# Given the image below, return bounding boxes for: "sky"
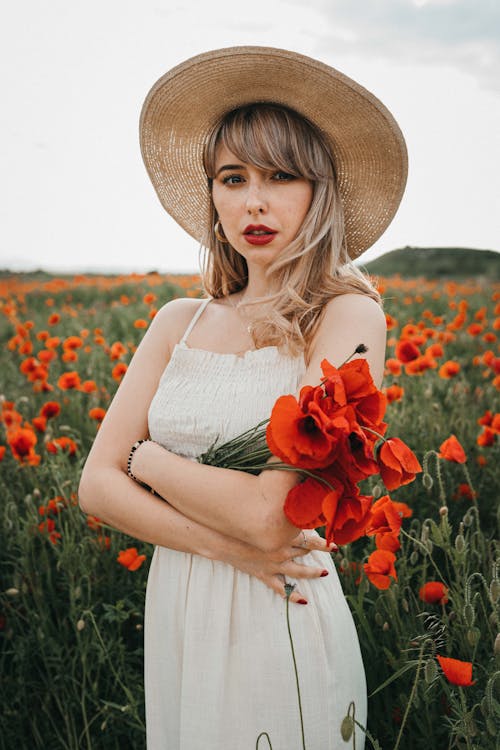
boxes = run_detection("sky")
[1,0,499,274]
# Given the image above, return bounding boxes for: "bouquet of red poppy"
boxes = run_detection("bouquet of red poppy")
[198,345,422,567]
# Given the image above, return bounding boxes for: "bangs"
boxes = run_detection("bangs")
[204,104,335,182]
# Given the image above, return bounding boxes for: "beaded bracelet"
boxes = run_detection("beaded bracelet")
[127,439,156,494]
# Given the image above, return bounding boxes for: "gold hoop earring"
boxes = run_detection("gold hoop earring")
[214,220,229,244]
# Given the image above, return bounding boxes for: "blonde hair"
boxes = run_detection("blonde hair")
[201,103,381,357]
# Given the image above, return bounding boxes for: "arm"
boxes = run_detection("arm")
[129,293,387,550]
[78,297,333,596]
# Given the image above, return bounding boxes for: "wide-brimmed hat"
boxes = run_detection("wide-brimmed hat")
[140,46,408,260]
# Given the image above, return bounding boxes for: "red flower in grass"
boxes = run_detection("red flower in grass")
[377,438,422,490]
[419,581,449,605]
[477,427,496,447]
[57,371,81,390]
[117,547,146,571]
[46,436,77,456]
[395,340,421,363]
[438,434,466,463]
[363,549,397,590]
[7,428,41,466]
[365,495,402,552]
[40,401,61,419]
[436,655,475,686]
[438,360,461,379]
[38,518,62,545]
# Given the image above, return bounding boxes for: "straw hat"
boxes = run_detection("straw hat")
[140,46,408,259]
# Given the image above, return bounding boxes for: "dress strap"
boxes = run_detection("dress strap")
[180,297,213,344]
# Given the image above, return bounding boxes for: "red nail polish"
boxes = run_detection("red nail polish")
[297,598,308,605]
[320,570,329,577]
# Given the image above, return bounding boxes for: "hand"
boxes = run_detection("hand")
[226,530,338,605]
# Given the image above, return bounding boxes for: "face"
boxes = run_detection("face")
[211,143,313,269]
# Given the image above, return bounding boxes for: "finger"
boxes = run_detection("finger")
[268,576,308,605]
[282,561,330,580]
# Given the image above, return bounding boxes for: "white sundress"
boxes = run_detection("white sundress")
[145,297,367,749]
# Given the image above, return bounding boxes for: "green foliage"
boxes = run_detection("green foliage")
[0,271,499,749]
[361,247,500,280]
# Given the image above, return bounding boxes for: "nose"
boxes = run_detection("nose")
[245,179,267,215]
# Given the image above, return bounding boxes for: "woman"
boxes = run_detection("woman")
[79,46,407,749]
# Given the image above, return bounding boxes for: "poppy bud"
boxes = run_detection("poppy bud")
[5,588,19,597]
[455,534,465,553]
[402,598,409,613]
[463,603,475,627]
[410,551,419,565]
[422,473,433,489]
[375,612,384,626]
[383,621,390,631]
[463,511,474,527]
[425,539,434,555]
[424,658,437,684]
[490,579,500,604]
[439,506,448,517]
[76,619,85,631]
[494,632,500,658]
[467,628,480,647]
[340,716,354,741]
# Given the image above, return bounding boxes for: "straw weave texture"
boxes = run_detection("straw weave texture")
[140,46,408,259]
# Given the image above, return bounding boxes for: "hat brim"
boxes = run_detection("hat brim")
[140,46,408,260]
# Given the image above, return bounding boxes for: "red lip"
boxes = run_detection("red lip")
[243,224,278,246]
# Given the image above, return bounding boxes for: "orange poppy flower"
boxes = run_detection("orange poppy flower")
[377,438,422,490]
[363,549,397,590]
[31,416,47,433]
[405,354,437,375]
[438,360,461,378]
[112,363,128,382]
[38,349,56,364]
[80,380,98,393]
[419,581,448,605]
[109,341,127,360]
[38,518,62,544]
[325,490,373,546]
[63,335,83,350]
[395,340,421,363]
[384,384,404,403]
[392,500,413,518]
[48,313,60,325]
[467,323,483,336]
[365,495,402,551]
[143,292,157,305]
[62,350,78,363]
[57,371,81,390]
[436,655,475,686]
[0,446,6,462]
[7,428,40,465]
[117,547,146,571]
[385,358,402,376]
[438,434,466,463]
[40,401,61,419]
[283,476,330,529]
[477,427,496,447]
[134,319,148,329]
[46,436,77,455]
[89,407,106,422]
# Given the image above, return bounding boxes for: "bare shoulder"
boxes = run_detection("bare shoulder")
[307,293,387,387]
[151,296,208,350]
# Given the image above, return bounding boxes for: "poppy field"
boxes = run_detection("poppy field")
[0,270,499,749]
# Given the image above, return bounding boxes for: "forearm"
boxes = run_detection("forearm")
[130,440,300,550]
[78,466,256,563]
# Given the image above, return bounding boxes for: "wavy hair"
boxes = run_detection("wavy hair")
[201,103,381,357]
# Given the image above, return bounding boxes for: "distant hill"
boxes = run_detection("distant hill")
[360,247,500,280]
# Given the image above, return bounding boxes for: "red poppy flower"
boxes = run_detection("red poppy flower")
[384,384,404,403]
[81,380,98,393]
[89,407,106,422]
[117,547,146,571]
[46,436,77,455]
[438,435,466,463]
[283,476,330,528]
[419,581,449,605]
[7,428,39,464]
[0,446,6,462]
[377,438,422,490]
[57,371,81,390]
[363,549,397,590]
[365,495,402,551]
[112,363,128,382]
[338,358,378,402]
[395,340,421,363]
[438,360,461,379]
[325,490,373,546]
[266,393,348,469]
[436,655,475,686]
[31,416,47,433]
[385,358,402,376]
[477,427,496,447]
[40,401,61,419]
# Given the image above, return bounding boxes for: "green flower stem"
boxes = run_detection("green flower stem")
[458,688,473,750]
[285,585,307,750]
[393,643,425,750]
[400,528,447,584]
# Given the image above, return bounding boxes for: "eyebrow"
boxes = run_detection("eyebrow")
[215,164,247,177]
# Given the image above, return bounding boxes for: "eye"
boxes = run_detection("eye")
[222,174,245,185]
[272,171,296,181]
